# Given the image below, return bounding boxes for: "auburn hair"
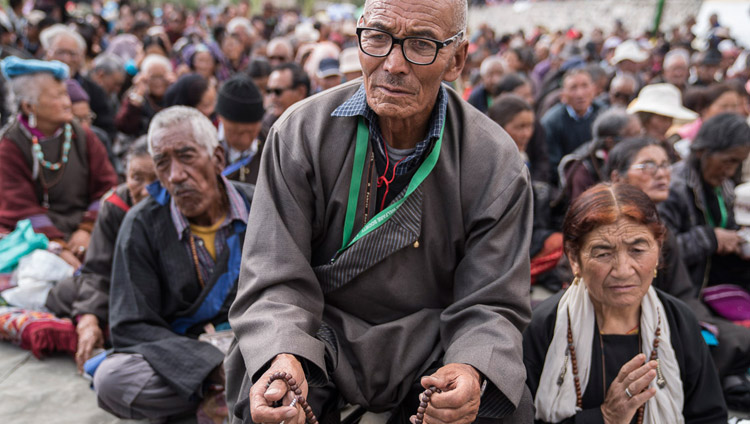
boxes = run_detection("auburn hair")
[563,183,666,261]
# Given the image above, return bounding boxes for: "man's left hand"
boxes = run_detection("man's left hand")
[411,363,482,424]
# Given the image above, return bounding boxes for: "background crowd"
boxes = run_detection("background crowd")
[1,0,750,421]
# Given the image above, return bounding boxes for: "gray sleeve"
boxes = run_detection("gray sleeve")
[228,126,328,385]
[441,164,533,415]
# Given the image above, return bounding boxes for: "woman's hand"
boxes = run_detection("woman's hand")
[75,314,104,373]
[714,228,742,255]
[249,353,308,424]
[67,229,91,260]
[601,354,658,424]
[412,363,482,424]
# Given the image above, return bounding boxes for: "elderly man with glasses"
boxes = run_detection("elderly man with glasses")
[226,0,534,423]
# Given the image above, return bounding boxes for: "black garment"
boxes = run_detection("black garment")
[467,83,492,114]
[77,74,117,142]
[541,102,601,186]
[524,289,727,424]
[221,140,263,185]
[109,181,253,399]
[659,160,750,289]
[526,120,551,184]
[46,184,131,324]
[530,181,558,257]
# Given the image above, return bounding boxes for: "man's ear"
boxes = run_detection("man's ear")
[443,39,468,83]
[213,144,226,174]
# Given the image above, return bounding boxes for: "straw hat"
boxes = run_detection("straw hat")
[627,83,698,121]
[611,39,649,65]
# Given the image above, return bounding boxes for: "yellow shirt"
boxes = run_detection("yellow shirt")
[189,216,225,260]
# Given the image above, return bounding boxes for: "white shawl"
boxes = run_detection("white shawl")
[534,282,684,423]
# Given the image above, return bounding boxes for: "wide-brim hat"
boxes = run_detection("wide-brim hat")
[339,47,361,74]
[627,83,698,121]
[735,182,750,226]
[611,39,649,65]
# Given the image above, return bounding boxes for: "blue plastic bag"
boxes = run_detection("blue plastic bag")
[0,220,49,273]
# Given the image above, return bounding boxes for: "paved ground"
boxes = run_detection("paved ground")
[0,342,146,424]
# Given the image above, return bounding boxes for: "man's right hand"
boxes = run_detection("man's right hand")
[75,314,104,373]
[250,353,308,424]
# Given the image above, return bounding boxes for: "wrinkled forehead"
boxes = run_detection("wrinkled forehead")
[363,0,454,39]
[581,219,657,250]
[150,123,200,153]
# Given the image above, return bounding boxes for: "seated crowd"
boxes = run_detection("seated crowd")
[0,1,749,423]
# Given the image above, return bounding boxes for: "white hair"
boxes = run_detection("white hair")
[227,17,255,38]
[363,0,467,35]
[267,37,294,59]
[148,106,218,156]
[140,54,173,75]
[40,24,86,53]
[664,48,690,69]
[609,72,637,91]
[8,73,54,112]
[92,53,125,75]
[480,55,504,77]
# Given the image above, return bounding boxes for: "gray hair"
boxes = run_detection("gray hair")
[363,0,467,37]
[148,106,219,156]
[8,73,54,112]
[593,107,633,140]
[267,37,294,59]
[92,53,125,75]
[663,48,690,69]
[140,54,172,75]
[227,17,255,38]
[480,56,504,77]
[40,24,86,53]
[610,72,637,92]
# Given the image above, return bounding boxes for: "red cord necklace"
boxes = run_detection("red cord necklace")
[377,135,408,211]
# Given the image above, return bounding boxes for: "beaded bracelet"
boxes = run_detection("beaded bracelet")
[414,386,441,424]
[267,372,318,424]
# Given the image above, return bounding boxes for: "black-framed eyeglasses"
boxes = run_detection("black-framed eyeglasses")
[267,86,293,96]
[356,27,464,66]
[630,161,671,175]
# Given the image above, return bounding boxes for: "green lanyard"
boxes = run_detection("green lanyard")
[706,186,728,229]
[487,95,493,109]
[338,117,444,254]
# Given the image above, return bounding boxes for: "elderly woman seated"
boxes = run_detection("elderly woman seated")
[607,137,750,411]
[0,57,117,268]
[658,113,750,290]
[524,183,727,423]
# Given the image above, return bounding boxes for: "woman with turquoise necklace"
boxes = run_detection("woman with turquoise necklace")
[658,113,750,291]
[0,57,117,269]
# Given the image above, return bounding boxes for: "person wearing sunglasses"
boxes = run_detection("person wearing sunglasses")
[226,0,534,423]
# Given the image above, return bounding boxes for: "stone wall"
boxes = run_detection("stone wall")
[468,0,703,36]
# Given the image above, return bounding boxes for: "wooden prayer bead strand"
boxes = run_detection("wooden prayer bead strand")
[566,313,584,410]
[267,372,318,424]
[414,386,441,424]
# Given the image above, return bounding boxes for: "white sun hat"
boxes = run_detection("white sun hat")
[627,83,698,121]
[611,39,649,65]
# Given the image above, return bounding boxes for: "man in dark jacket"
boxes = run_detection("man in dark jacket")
[93,106,253,421]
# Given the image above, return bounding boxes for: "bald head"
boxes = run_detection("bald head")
[363,0,467,35]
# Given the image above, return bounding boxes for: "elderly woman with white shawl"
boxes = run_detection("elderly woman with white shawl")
[523,183,727,424]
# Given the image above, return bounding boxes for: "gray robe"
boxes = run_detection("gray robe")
[227,81,533,417]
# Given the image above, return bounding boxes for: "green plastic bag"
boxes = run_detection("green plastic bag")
[0,220,49,273]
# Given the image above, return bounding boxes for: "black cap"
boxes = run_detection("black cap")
[216,74,265,123]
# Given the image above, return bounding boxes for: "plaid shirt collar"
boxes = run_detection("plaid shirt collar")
[171,175,248,240]
[331,84,448,176]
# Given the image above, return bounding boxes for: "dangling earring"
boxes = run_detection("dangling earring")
[572,274,581,285]
[28,113,36,128]
[654,268,658,278]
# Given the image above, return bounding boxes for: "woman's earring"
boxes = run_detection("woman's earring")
[28,113,36,128]
[654,268,658,278]
[573,274,581,285]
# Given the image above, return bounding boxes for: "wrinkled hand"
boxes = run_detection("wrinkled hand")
[59,249,82,269]
[67,230,91,261]
[715,228,742,255]
[601,354,657,424]
[75,314,104,373]
[411,363,482,424]
[249,354,308,424]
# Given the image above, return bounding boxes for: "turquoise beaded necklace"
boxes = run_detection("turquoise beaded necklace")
[31,123,72,171]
